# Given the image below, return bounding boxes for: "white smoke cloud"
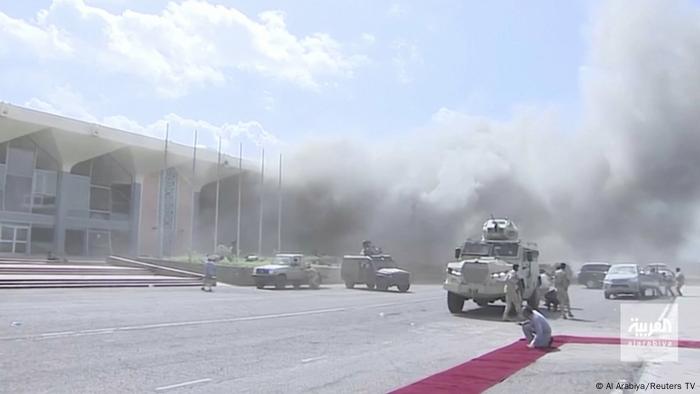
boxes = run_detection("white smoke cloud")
[277,0,700,275]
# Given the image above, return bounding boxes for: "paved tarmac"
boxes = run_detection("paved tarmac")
[0,283,691,393]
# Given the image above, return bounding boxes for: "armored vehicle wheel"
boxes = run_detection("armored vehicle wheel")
[586,280,596,289]
[293,282,301,289]
[256,283,265,289]
[604,292,611,299]
[376,279,389,291]
[447,292,465,313]
[309,273,321,290]
[344,281,355,289]
[274,275,287,290]
[366,282,375,290]
[397,283,410,293]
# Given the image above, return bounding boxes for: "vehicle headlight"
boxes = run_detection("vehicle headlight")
[603,280,611,285]
[491,271,507,279]
[447,267,462,276]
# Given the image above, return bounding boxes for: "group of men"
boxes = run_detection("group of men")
[502,261,573,321]
[650,267,685,297]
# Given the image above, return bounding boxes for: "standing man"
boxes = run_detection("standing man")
[662,272,675,297]
[555,263,573,319]
[538,269,552,310]
[503,264,522,321]
[675,267,685,296]
[519,305,553,348]
[201,254,218,292]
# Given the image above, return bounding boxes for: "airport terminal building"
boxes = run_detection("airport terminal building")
[0,103,255,258]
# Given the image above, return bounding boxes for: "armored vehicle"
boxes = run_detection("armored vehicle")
[444,218,540,313]
[341,254,411,292]
[252,254,321,290]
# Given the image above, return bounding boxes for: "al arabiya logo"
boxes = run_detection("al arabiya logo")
[627,317,673,337]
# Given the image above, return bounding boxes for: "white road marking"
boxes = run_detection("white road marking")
[1,296,443,342]
[301,356,327,363]
[658,301,673,321]
[39,331,76,337]
[155,378,212,391]
[0,307,347,341]
[630,296,680,394]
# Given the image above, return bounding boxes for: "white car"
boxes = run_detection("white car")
[252,254,321,290]
[603,264,659,299]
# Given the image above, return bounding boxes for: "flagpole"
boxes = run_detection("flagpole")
[257,148,264,256]
[214,136,222,252]
[277,153,282,253]
[159,123,169,258]
[236,142,242,259]
[190,129,198,254]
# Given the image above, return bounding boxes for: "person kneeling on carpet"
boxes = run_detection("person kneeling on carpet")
[519,306,553,348]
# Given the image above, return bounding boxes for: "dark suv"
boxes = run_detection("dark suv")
[577,262,611,288]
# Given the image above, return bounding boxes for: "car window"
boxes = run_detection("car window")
[608,266,637,275]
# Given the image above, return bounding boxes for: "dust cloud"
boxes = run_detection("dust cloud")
[272,0,700,278]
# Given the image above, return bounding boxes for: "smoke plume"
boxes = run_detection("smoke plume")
[267,0,700,278]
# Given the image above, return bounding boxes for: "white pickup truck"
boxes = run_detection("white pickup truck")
[603,263,661,299]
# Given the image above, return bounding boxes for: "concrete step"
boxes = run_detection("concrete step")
[0,257,202,289]
[0,274,199,281]
[0,281,203,289]
[0,264,152,276]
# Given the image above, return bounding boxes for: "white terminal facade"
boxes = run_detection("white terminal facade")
[0,103,256,258]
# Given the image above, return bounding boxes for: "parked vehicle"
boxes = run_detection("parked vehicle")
[252,254,321,290]
[577,262,611,289]
[341,254,411,292]
[643,263,670,274]
[602,263,659,299]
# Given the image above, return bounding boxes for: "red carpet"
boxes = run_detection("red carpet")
[390,335,700,394]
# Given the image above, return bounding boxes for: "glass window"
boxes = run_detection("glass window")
[111,231,130,255]
[111,184,131,215]
[0,164,5,211]
[91,157,111,186]
[1,226,13,241]
[88,230,111,256]
[16,227,28,241]
[31,226,55,255]
[32,170,58,215]
[492,243,519,257]
[0,142,7,164]
[0,242,12,253]
[6,146,35,177]
[15,242,26,253]
[71,161,91,177]
[90,186,110,212]
[65,230,85,256]
[35,148,58,171]
[4,175,33,212]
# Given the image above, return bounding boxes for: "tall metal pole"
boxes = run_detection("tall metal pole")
[190,130,198,253]
[257,148,264,256]
[236,142,242,259]
[159,123,169,258]
[214,136,222,252]
[277,153,282,252]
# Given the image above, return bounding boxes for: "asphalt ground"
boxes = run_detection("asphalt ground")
[0,283,691,393]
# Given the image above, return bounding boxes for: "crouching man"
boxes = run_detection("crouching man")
[519,305,553,348]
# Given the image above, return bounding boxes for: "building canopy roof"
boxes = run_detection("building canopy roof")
[0,102,256,188]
